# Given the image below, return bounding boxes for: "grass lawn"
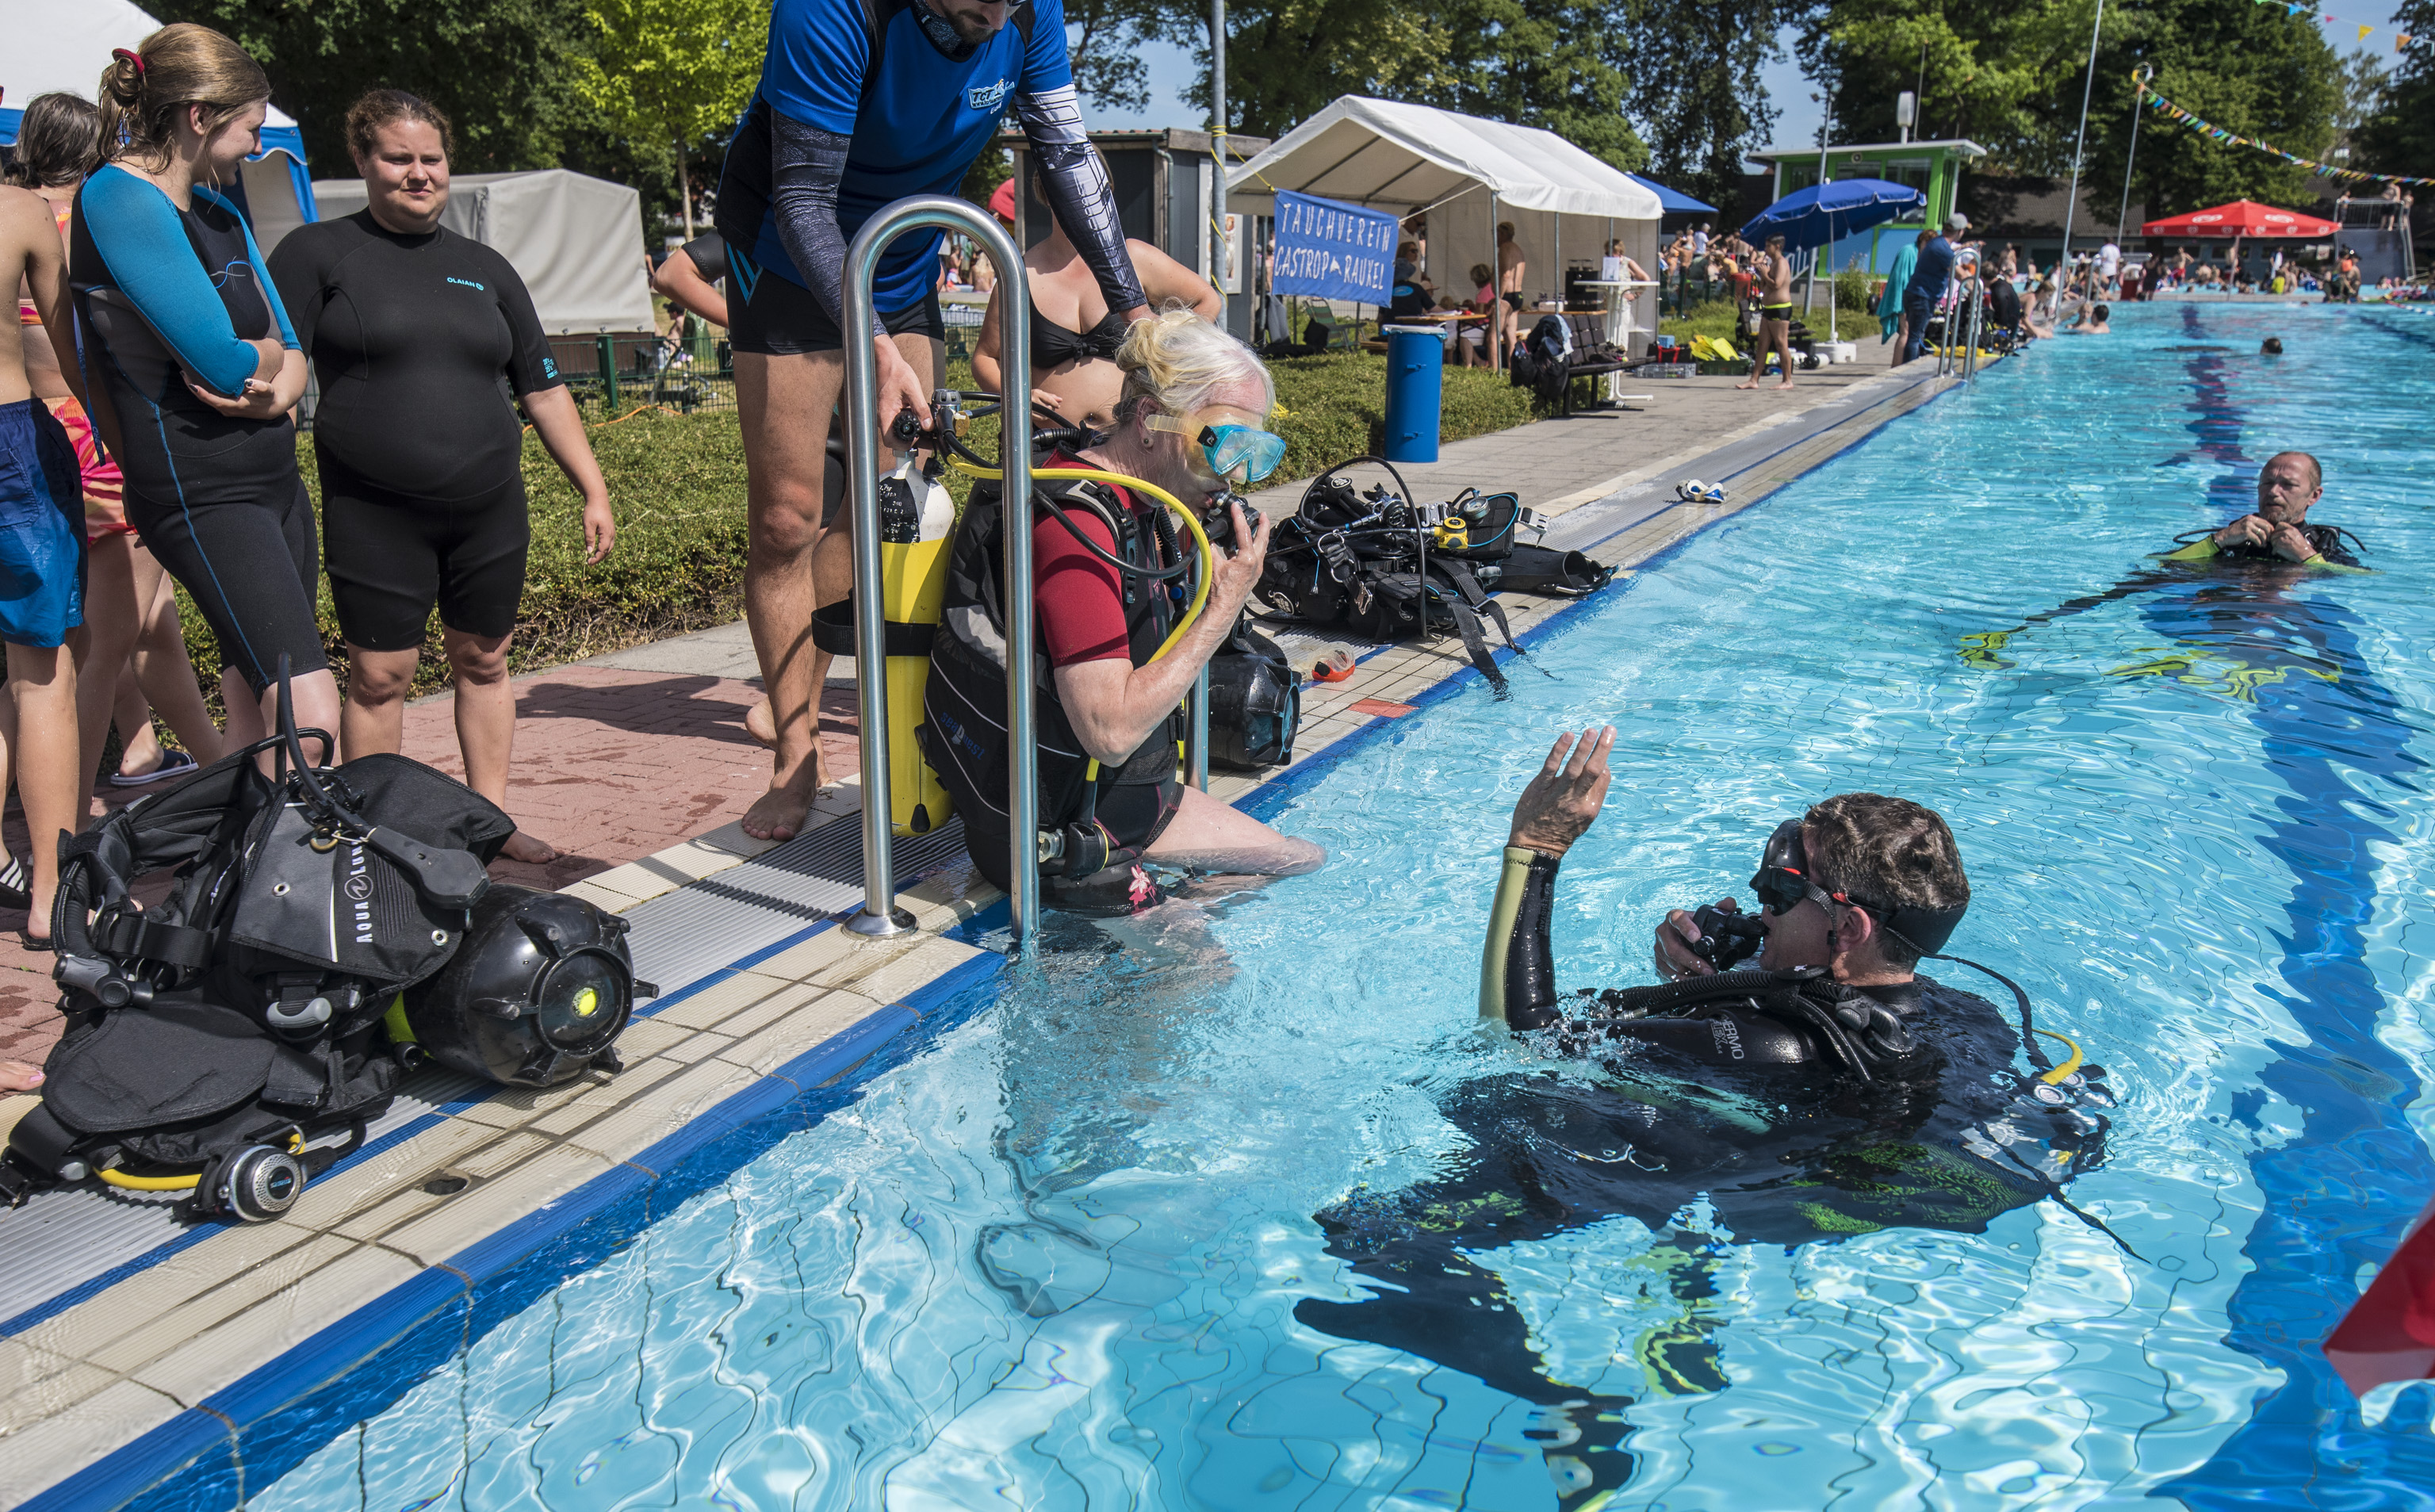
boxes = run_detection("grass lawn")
[167,350,1550,701]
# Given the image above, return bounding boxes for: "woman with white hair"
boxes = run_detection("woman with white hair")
[923,309,1325,913]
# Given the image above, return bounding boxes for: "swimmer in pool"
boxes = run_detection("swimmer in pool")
[2064,300,2111,333]
[1296,729,2110,1499]
[2161,449,2361,568]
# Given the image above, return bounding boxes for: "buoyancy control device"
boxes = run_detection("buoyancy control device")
[0,664,647,1219]
[1253,458,1614,692]
[810,444,960,836]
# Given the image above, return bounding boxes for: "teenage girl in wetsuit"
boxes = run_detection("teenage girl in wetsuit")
[10,92,225,814]
[70,29,331,760]
[269,91,614,866]
[973,163,1221,429]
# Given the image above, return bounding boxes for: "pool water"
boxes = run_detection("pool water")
[266,304,2435,1510]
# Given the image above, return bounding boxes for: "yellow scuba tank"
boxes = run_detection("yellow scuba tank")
[881,456,957,836]
[813,454,958,836]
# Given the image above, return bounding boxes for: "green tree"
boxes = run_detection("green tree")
[572,0,768,238]
[2355,5,2435,195]
[1621,0,1784,206]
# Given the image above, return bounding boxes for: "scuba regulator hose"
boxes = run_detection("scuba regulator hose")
[96,1130,305,1192]
[930,398,1222,787]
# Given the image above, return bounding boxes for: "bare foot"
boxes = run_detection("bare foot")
[745,695,777,749]
[1776,379,1796,389]
[741,781,816,843]
[0,1060,42,1093]
[1733,378,1762,389]
[500,829,560,865]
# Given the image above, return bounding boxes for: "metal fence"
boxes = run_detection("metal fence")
[545,304,989,420]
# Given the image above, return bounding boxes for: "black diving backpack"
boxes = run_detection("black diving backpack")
[1,679,639,1221]
[1254,459,1609,692]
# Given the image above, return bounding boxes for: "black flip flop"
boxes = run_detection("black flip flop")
[18,932,53,955]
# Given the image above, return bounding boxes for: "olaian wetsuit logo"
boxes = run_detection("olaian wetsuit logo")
[446,275,486,292]
[967,78,1013,113]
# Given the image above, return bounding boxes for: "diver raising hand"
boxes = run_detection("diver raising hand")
[1506,725,1617,862]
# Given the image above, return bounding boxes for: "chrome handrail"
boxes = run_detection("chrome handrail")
[840,196,1036,944]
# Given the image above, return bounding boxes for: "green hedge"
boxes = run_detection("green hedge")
[175,351,1545,702]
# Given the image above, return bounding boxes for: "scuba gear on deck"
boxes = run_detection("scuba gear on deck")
[0,660,641,1218]
[810,448,960,835]
[1256,459,1596,694]
[396,885,645,1086]
[1204,618,1301,771]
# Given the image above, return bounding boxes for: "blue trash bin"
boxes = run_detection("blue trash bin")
[1382,324,1445,464]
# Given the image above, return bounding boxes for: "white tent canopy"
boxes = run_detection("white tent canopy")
[1227,96,1663,343]
[316,170,655,333]
[0,0,317,247]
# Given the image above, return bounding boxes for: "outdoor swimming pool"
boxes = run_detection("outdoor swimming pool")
[263,302,2435,1509]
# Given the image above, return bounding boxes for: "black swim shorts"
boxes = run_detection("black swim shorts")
[730,274,944,357]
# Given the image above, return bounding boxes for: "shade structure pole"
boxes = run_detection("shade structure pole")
[1487,188,1499,369]
[1211,0,1227,308]
[2054,0,2108,316]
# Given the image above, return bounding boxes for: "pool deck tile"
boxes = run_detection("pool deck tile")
[0,356,1970,1510]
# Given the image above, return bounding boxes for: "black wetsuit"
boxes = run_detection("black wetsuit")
[270,212,563,649]
[2191,521,2363,568]
[1294,846,2111,1496]
[676,232,729,285]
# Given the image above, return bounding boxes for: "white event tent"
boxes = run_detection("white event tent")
[1226,96,1665,354]
[0,0,318,250]
[315,170,654,333]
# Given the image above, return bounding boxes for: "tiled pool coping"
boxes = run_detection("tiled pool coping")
[0,359,1962,1510]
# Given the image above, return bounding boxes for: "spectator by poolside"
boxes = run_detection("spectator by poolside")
[7,92,225,809]
[71,29,331,779]
[1497,220,1527,318]
[0,167,88,962]
[270,89,617,864]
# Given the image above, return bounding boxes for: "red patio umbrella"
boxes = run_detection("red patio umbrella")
[2141,200,2336,239]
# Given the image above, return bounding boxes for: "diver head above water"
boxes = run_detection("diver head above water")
[2165,450,2363,569]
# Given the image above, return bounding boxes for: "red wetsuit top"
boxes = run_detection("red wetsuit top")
[1033,450,1167,668]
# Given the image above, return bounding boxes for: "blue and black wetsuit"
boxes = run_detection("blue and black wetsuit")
[70,165,322,688]
[269,211,563,650]
[717,0,1143,355]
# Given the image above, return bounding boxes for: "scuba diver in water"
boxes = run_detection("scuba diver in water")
[2157,450,2361,568]
[1296,728,2110,1502]
[922,309,1324,913]
[1958,450,2368,678]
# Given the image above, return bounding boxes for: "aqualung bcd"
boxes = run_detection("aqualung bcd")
[0,659,646,1218]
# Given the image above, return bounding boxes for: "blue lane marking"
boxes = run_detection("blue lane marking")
[2157,302,2435,1504]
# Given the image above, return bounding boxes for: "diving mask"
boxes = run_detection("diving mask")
[1748,816,1967,956]
[1145,411,1287,484]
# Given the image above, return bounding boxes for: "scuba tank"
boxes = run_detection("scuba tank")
[813,450,959,836]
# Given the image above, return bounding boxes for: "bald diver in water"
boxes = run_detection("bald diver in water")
[1296,729,2111,1502]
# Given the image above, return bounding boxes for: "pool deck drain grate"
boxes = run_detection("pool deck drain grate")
[0,358,1961,1510]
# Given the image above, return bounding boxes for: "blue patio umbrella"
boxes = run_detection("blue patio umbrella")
[1740,178,1926,255]
[1739,177,1928,346]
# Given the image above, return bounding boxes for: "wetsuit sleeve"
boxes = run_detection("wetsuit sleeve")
[80,170,286,396]
[768,109,886,338]
[2159,536,2221,561]
[1034,506,1129,666]
[1014,12,1149,321]
[1480,846,1563,1031]
[491,259,563,396]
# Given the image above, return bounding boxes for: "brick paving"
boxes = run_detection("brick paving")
[0,667,861,1070]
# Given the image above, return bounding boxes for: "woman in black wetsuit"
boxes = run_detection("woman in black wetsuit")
[71,28,332,770]
[973,163,1222,427]
[270,91,615,865]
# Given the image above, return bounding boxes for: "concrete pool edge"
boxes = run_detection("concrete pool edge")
[1,359,1967,1510]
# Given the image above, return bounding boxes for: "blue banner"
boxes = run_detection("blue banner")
[1270,190,1398,304]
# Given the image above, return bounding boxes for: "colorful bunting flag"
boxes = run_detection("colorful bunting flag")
[2142,78,2435,186]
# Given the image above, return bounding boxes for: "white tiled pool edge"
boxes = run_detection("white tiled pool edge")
[0,360,1962,1510]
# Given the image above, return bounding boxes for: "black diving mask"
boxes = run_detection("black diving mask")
[1748,816,1968,957]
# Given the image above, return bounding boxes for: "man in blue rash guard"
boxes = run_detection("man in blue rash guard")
[1899,212,1963,365]
[718,0,1151,843]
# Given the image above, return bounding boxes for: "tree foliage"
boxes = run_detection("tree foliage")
[571,0,767,232]
[1799,0,2342,216]
[2355,1,2435,187]
[1622,0,1783,205]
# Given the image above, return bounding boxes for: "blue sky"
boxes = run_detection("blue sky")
[1093,12,2409,182]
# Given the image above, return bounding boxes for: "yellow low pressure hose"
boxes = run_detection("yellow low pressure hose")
[947,461,1216,663]
[2033,1026,2085,1085]
[96,1131,304,1192]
